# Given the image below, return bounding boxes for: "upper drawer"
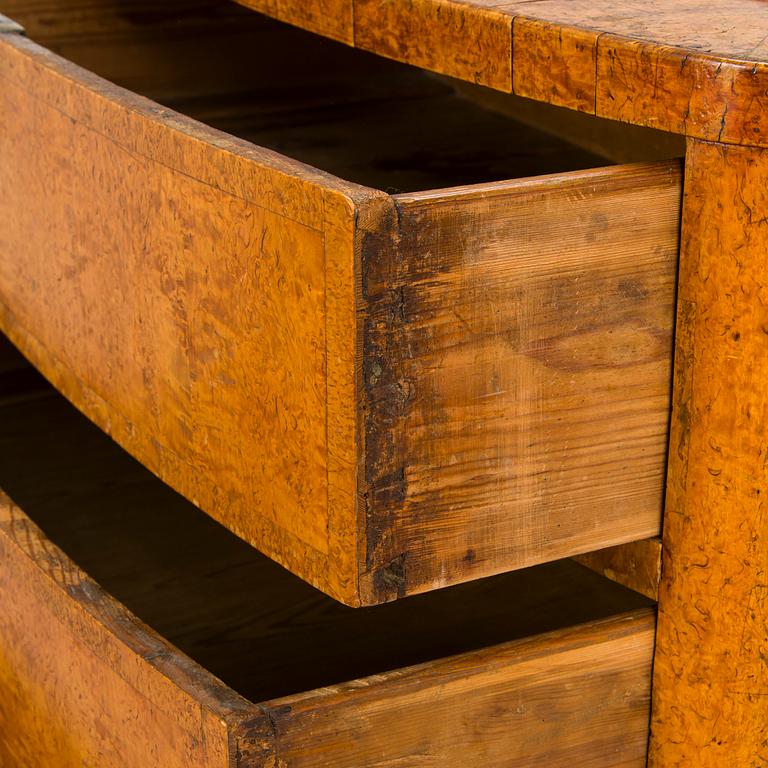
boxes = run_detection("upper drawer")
[0,1,682,606]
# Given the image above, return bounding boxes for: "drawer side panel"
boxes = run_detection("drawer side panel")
[362,161,681,601]
[0,494,259,768]
[259,609,656,767]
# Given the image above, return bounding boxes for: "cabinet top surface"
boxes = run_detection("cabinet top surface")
[234,0,768,148]
[468,0,768,61]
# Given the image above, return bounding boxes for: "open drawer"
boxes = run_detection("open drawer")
[0,0,682,605]
[0,351,655,767]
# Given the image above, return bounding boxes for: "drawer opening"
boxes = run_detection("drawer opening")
[1,0,682,193]
[0,334,653,703]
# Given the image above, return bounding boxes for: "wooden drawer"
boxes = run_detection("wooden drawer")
[0,359,655,767]
[0,0,682,605]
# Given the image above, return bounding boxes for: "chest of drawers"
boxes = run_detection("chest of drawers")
[0,1,680,606]
[0,0,766,765]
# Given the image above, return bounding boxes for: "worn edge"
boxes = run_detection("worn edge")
[573,537,663,602]
[0,13,24,33]
[0,492,264,765]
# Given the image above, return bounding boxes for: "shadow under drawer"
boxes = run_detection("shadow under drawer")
[0,357,654,766]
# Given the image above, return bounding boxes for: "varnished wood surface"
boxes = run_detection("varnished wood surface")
[0,500,244,767]
[0,360,656,766]
[1,2,605,193]
[264,612,655,767]
[0,359,653,701]
[233,0,768,150]
[0,19,375,605]
[363,161,681,601]
[575,538,662,601]
[649,139,768,766]
[0,6,681,603]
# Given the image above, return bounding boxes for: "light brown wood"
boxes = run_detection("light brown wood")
[0,500,247,767]
[0,9,681,604]
[0,23,374,605]
[0,365,656,767]
[649,138,768,766]
[354,0,513,91]
[263,612,655,767]
[233,0,768,149]
[574,538,662,601]
[362,162,680,601]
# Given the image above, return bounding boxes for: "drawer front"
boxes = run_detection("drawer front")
[363,164,680,601]
[0,9,681,605]
[0,25,371,605]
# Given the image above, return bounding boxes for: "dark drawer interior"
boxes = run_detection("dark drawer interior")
[0,333,652,702]
[3,0,627,193]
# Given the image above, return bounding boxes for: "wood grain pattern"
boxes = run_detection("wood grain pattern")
[0,28,376,605]
[0,496,254,768]
[0,367,653,701]
[0,10,680,604]
[512,18,597,113]
[649,139,768,766]
[354,0,513,91]
[0,368,657,767]
[574,538,662,601]
[362,162,680,602]
[262,611,656,768]
[244,0,353,43]
[0,1,605,193]
[0,0,284,102]
[0,501,656,767]
[234,0,768,148]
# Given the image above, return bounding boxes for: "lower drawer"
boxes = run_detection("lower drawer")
[0,350,655,767]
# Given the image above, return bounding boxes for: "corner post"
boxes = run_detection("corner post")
[650,138,768,766]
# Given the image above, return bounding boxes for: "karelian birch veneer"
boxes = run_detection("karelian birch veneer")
[0,4,681,606]
[219,0,768,760]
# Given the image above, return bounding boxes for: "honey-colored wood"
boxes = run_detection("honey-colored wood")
[0,10,680,604]
[512,19,596,113]
[574,538,662,602]
[0,503,656,767]
[362,162,680,601]
[234,0,768,149]
[263,612,655,767]
[0,499,246,767]
[0,365,656,767]
[354,0,513,91]
[209,0,768,755]
[649,139,768,766]
[0,25,377,606]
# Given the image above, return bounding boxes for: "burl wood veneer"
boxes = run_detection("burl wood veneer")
[0,2,681,605]
[219,0,768,761]
[0,347,655,767]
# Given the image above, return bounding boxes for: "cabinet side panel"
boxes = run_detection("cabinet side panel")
[649,139,768,767]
